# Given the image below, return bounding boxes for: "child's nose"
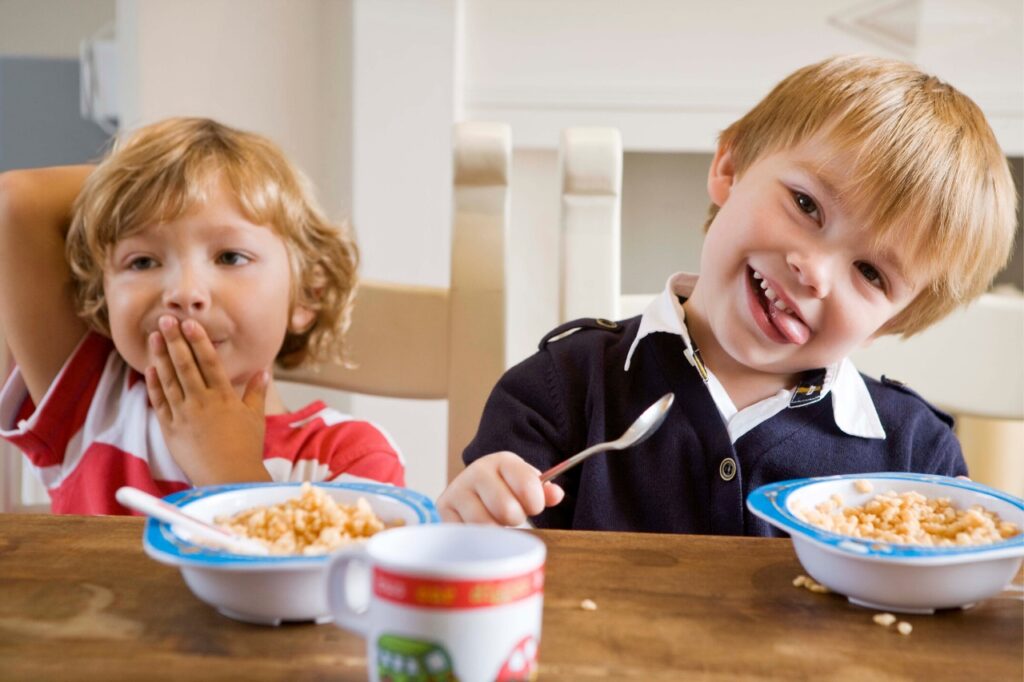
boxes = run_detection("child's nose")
[162,268,211,313]
[786,252,832,298]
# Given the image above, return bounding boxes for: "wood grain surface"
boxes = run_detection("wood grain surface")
[0,515,1020,681]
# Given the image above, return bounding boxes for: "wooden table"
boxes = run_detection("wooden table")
[1,514,1020,681]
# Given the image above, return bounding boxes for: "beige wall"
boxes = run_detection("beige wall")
[0,0,114,57]
[117,0,352,221]
[620,152,710,295]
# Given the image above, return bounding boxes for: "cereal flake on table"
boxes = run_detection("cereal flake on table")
[796,490,1020,547]
[873,613,897,627]
[216,482,387,555]
[793,574,830,593]
[873,613,912,635]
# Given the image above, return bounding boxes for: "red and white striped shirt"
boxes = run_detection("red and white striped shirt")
[0,333,405,515]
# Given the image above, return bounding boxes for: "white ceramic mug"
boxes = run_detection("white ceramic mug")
[326,524,546,682]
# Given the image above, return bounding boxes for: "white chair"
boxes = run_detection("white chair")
[557,126,655,322]
[850,290,1024,496]
[558,127,623,322]
[278,121,511,483]
[851,290,1023,421]
[557,125,1024,496]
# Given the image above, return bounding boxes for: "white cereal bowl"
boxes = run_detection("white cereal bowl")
[747,473,1024,614]
[143,481,439,626]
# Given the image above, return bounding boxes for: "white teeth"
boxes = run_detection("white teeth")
[754,271,794,314]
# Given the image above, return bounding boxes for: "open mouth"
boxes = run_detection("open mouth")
[747,267,810,345]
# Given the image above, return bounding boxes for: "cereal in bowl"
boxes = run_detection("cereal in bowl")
[216,483,389,555]
[796,489,1021,547]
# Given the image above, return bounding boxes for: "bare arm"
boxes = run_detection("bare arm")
[0,166,93,404]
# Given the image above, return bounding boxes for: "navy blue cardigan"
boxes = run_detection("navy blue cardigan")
[463,317,967,535]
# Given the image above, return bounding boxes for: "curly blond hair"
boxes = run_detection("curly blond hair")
[705,55,1017,337]
[66,117,358,368]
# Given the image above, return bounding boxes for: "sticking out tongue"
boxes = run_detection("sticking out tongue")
[767,300,811,344]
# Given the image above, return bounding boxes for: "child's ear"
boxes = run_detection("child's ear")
[289,264,326,334]
[289,305,316,334]
[707,144,737,207]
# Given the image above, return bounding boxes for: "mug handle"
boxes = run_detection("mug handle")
[326,544,372,635]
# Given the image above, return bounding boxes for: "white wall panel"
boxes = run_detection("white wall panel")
[463,0,1023,154]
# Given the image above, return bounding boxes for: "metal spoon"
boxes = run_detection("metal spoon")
[115,486,270,555]
[539,392,675,483]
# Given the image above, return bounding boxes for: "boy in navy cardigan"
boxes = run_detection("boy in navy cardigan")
[437,55,1017,534]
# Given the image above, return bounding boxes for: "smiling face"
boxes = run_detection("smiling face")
[103,178,313,389]
[685,136,925,390]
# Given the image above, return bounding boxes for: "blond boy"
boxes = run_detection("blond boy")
[0,118,403,514]
[438,55,1017,532]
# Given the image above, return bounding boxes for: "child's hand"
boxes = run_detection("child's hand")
[437,452,565,526]
[145,315,271,486]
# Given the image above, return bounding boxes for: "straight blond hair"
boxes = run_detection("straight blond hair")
[707,55,1017,336]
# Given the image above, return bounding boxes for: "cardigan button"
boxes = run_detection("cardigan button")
[719,458,737,481]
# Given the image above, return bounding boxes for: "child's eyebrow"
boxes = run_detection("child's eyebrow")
[792,160,843,205]
[877,248,919,292]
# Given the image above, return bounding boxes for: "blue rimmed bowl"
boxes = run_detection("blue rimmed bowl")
[747,473,1024,614]
[143,481,440,625]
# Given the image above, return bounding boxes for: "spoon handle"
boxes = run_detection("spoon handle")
[539,442,612,483]
[115,486,269,555]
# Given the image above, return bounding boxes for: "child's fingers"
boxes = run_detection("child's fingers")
[437,452,548,526]
[179,319,231,391]
[543,481,565,508]
[438,502,465,523]
[149,331,184,405]
[495,454,547,517]
[449,489,503,525]
[144,366,172,422]
[158,315,205,394]
[473,477,527,526]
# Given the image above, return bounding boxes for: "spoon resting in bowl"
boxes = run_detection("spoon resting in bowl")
[116,486,270,556]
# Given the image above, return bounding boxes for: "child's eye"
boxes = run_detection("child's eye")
[216,251,252,266]
[856,261,885,290]
[128,256,157,271]
[793,191,820,219]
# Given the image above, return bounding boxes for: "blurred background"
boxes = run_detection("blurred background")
[1,0,1021,504]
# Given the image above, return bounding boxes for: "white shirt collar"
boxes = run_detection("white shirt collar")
[624,273,698,372]
[623,272,886,440]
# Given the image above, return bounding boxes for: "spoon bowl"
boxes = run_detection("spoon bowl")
[540,392,675,483]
